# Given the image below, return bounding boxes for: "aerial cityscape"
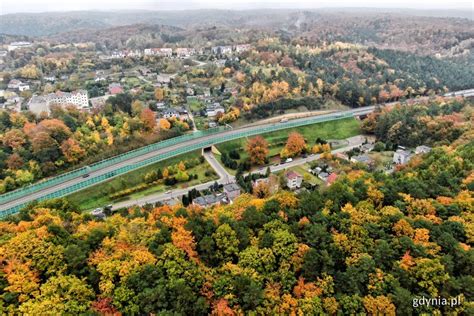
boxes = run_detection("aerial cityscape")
[0,1,473,314]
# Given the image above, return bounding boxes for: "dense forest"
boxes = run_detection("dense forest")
[211,40,474,118]
[0,99,472,314]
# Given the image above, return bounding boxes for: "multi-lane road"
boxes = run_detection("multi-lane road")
[1,90,472,216]
[0,107,372,215]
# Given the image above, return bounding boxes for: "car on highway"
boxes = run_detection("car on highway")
[280,118,288,123]
[166,190,172,194]
[285,158,293,163]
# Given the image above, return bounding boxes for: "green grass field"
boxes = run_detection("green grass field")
[217,117,361,161]
[67,151,218,210]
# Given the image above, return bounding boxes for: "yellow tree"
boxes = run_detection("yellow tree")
[154,88,165,101]
[159,119,171,130]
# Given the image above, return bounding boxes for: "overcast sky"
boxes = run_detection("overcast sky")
[1,0,472,14]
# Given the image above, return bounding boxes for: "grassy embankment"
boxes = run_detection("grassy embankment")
[67,151,218,210]
[216,117,361,174]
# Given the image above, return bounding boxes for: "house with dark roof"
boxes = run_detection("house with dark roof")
[351,154,374,166]
[192,194,227,208]
[223,183,241,202]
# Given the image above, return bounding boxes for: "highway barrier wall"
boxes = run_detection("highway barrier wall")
[0,112,356,217]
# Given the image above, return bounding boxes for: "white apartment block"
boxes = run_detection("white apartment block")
[28,90,89,115]
[8,41,32,51]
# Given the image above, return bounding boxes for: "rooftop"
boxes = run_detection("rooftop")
[286,170,301,179]
[223,183,240,192]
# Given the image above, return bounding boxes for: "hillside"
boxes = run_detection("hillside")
[1,10,473,57]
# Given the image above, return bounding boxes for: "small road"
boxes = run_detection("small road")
[244,135,365,176]
[203,150,235,183]
[110,135,366,210]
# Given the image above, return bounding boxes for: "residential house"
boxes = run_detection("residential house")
[193,194,227,207]
[162,108,180,119]
[7,79,22,90]
[310,166,322,175]
[223,183,241,202]
[415,145,432,155]
[156,102,166,110]
[206,103,225,118]
[91,208,106,220]
[108,83,123,95]
[18,83,30,92]
[351,154,374,166]
[318,172,329,182]
[393,148,412,165]
[286,171,303,190]
[326,173,338,186]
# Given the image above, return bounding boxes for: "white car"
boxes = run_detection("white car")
[285,158,293,163]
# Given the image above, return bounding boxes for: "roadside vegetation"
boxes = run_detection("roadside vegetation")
[66,151,218,210]
[217,117,360,171]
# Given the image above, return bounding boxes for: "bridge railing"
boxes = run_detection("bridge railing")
[0,112,356,217]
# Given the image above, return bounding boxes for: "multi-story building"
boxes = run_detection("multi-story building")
[144,48,173,57]
[8,41,32,51]
[28,90,89,115]
[285,171,303,190]
[175,48,196,58]
[211,46,233,55]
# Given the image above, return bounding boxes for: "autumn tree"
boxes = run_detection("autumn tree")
[140,108,157,131]
[154,88,165,101]
[159,119,171,130]
[3,129,27,150]
[246,136,269,165]
[61,138,86,163]
[253,181,270,198]
[280,132,306,158]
